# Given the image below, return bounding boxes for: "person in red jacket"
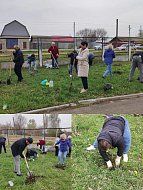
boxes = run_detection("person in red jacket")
[48,42,59,68]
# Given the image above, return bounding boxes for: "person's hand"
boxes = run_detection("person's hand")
[106,160,113,169]
[115,156,121,167]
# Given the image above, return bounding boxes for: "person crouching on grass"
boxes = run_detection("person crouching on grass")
[54,133,70,169]
[76,41,89,93]
[11,137,33,176]
[86,116,131,169]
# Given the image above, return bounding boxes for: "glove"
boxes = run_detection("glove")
[115,156,121,167]
[106,160,113,169]
[123,154,128,162]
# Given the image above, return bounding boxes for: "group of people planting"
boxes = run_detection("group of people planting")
[12,41,143,94]
[0,132,72,177]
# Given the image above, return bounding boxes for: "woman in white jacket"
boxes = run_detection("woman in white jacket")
[76,41,89,93]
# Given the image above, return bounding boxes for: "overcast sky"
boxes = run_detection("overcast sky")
[0,114,72,129]
[0,0,143,37]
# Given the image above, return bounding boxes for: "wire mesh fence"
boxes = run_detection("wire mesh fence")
[0,127,71,145]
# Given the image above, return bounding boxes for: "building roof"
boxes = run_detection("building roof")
[110,36,143,43]
[1,20,30,37]
[31,35,74,43]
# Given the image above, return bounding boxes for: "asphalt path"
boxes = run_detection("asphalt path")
[51,96,143,114]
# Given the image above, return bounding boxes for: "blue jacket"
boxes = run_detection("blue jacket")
[55,139,70,152]
[13,49,24,64]
[0,137,6,143]
[104,49,115,64]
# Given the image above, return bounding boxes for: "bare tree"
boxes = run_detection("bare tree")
[76,28,107,43]
[47,114,61,136]
[27,119,37,129]
[13,114,27,129]
[95,28,107,38]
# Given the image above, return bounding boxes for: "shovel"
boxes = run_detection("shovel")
[51,53,59,68]
[24,155,33,177]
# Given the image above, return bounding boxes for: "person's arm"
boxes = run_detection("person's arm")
[76,50,89,61]
[19,146,25,158]
[112,51,115,58]
[98,147,113,168]
[115,137,124,166]
[98,148,110,162]
[57,47,59,56]
[48,47,51,53]
[54,140,60,146]
[103,51,106,59]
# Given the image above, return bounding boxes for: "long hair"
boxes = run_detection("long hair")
[98,140,112,151]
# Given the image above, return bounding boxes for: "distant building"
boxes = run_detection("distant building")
[30,35,74,49]
[0,20,30,52]
[110,36,143,48]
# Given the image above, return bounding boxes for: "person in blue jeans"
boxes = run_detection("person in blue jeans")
[68,50,78,77]
[86,116,131,169]
[55,133,70,169]
[103,44,115,78]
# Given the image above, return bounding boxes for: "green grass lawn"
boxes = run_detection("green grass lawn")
[72,114,143,190]
[1,61,143,113]
[0,148,72,190]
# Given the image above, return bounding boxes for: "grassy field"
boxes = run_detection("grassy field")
[1,61,143,113]
[0,147,72,190]
[72,114,143,190]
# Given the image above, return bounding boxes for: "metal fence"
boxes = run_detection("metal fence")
[0,127,71,145]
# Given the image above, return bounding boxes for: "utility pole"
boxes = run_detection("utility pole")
[37,37,43,67]
[115,19,119,48]
[43,114,46,141]
[73,22,76,50]
[139,25,142,37]
[116,19,119,37]
[128,25,131,61]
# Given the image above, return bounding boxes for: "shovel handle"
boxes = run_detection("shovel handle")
[24,155,31,173]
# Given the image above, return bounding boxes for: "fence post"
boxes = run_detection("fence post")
[7,129,10,145]
[23,129,25,138]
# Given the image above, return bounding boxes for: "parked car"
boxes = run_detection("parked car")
[135,44,143,49]
[116,44,136,51]
[116,44,128,50]
[94,44,102,50]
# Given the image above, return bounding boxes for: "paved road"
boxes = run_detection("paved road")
[51,96,143,114]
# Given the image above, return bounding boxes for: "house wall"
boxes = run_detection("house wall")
[0,38,30,52]
[18,38,30,50]
[0,39,6,52]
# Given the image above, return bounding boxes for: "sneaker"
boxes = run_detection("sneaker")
[70,75,72,78]
[55,163,62,168]
[80,89,87,93]
[17,173,22,176]
[123,154,128,162]
[86,145,96,151]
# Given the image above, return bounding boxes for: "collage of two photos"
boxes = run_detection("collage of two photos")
[0,0,143,190]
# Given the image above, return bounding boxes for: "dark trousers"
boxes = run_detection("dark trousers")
[52,58,58,68]
[67,147,71,157]
[14,63,23,82]
[89,60,93,66]
[55,146,59,156]
[81,77,88,90]
[0,142,6,153]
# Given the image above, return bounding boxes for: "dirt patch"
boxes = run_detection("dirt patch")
[25,174,45,184]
